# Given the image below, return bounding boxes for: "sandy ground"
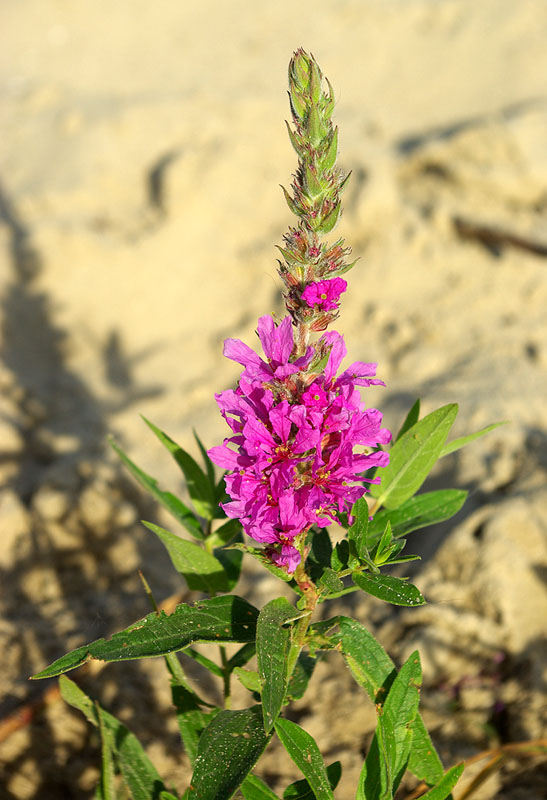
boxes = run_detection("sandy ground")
[1,1,546,797]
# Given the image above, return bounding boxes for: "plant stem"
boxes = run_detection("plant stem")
[219,646,231,709]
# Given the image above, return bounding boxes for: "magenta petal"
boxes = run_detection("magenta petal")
[223,338,262,369]
[321,330,347,382]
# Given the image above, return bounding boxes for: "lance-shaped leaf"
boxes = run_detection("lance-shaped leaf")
[275,719,334,800]
[188,706,271,800]
[283,761,341,799]
[418,764,464,799]
[285,652,317,701]
[396,398,421,441]
[352,572,425,607]
[60,676,167,800]
[171,682,218,766]
[241,774,280,799]
[142,417,216,519]
[110,438,204,539]
[371,404,458,510]
[368,490,467,545]
[440,422,507,458]
[32,596,259,679]
[357,708,396,800]
[142,522,230,593]
[335,618,444,787]
[257,598,298,732]
[382,651,422,787]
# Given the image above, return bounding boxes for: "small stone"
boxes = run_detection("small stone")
[0,489,32,565]
[32,486,71,521]
[0,418,25,457]
[78,482,114,532]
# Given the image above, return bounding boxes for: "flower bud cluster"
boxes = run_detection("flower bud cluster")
[278,49,356,334]
[208,316,390,572]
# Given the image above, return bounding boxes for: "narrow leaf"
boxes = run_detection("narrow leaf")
[171,682,218,766]
[396,399,421,441]
[352,572,425,607]
[241,773,280,800]
[257,598,297,732]
[335,618,444,786]
[189,706,271,800]
[371,404,458,510]
[142,417,215,519]
[33,596,258,679]
[142,522,229,593]
[419,763,464,799]
[109,438,204,539]
[286,653,317,701]
[283,760,341,799]
[440,422,507,458]
[368,490,467,544]
[234,667,262,694]
[193,429,216,489]
[60,677,166,800]
[275,719,334,800]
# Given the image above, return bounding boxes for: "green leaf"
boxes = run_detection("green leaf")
[335,618,444,786]
[241,774,280,800]
[109,437,204,539]
[142,522,229,593]
[418,763,464,799]
[33,596,259,679]
[160,794,180,800]
[208,518,242,549]
[440,422,507,458]
[142,417,216,519]
[368,490,467,545]
[283,761,341,799]
[171,682,218,766]
[257,598,297,732]
[189,706,271,800]
[371,404,458,510]
[358,710,395,800]
[285,653,317,702]
[318,567,344,597]
[97,704,117,800]
[227,642,256,672]
[348,497,371,561]
[234,667,262,694]
[275,719,334,800]
[60,677,166,800]
[214,541,244,592]
[396,399,421,441]
[372,520,394,565]
[352,572,425,607]
[382,651,422,786]
[407,715,445,786]
[193,429,216,490]
[330,539,349,571]
[307,528,333,581]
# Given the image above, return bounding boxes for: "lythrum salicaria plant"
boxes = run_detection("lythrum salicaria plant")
[32,49,500,799]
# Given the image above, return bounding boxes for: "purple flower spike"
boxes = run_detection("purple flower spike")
[209,314,391,574]
[302,278,348,311]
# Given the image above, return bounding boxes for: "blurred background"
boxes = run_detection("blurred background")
[1,1,546,797]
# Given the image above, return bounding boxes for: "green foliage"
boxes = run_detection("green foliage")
[60,676,168,799]
[367,489,467,544]
[32,596,258,679]
[371,404,458,510]
[109,437,204,539]
[257,598,299,732]
[241,774,280,799]
[275,719,335,800]
[188,706,272,800]
[142,417,216,520]
[142,521,231,593]
[283,761,341,799]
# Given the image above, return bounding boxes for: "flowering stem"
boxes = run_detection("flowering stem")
[219,645,231,709]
